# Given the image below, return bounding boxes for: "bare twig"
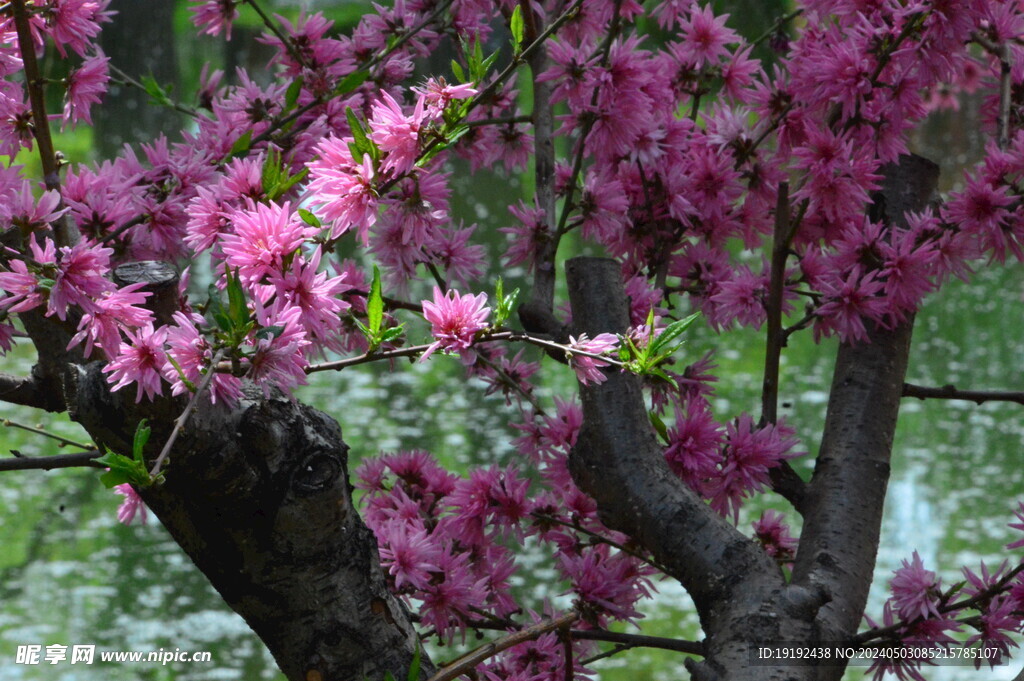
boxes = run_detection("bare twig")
[902,383,1024,406]
[571,629,703,657]
[998,42,1014,150]
[0,450,103,472]
[3,419,97,450]
[428,611,579,681]
[149,350,225,477]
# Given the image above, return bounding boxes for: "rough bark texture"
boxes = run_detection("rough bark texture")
[566,257,820,681]
[564,153,938,680]
[65,362,431,681]
[791,154,939,679]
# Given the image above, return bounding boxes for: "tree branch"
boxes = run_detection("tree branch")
[902,383,1024,406]
[570,629,703,656]
[10,0,78,247]
[0,371,67,411]
[564,257,783,604]
[791,155,939,676]
[429,611,578,681]
[0,450,103,472]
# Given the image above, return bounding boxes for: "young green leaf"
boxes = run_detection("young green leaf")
[367,265,384,338]
[510,5,525,51]
[451,59,466,83]
[284,77,304,110]
[336,69,369,95]
[226,268,250,331]
[407,646,421,681]
[649,312,700,356]
[298,208,321,228]
[229,130,252,156]
[649,411,670,444]
[346,107,374,160]
[132,419,151,465]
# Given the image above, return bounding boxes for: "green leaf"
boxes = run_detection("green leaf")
[132,420,151,465]
[95,451,149,489]
[380,325,405,343]
[285,77,304,110]
[99,468,131,488]
[230,130,252,156]
[649,312,700,356]
[36,277,55,291]
[226,268,250,331]
[647,367,678,388]
[480,48,501,78]
[261,148,284,197]
[367,265,384,337]
[165,355,198,393]
[407,646,421,681]
[140,74,174,108]
[346,107,374,160]
[451,59,466,82]
[510,5,525,50]
[336,69,369,95]
[255,325,285,341]
[492,278,520,328]
[649,411,669,444]
[206,283,230,331]
[298,208,321,228]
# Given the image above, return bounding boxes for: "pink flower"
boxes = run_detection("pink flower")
[890,551,941,622]
[566,333,619,386]
[190,0,239,40]
[752,510,797,560]
[413,77,477,119]
[113,484,148,526]
[419,286,490,361]
[377,520,441,591]
[48,239,116,320]
[64,52,109,127]
[307,136,379,244]
[162,312,243,406]
[103,324,168,403]
[221,201,315,287]
[369,89,427,176]
[0,259,45,314]
[674,4,738,68]
[68,283,153,358]
[0,323,15,355]
[1007,502,1024,550]
[246,304,310,396]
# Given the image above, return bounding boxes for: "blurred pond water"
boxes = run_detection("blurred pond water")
[1,4,1023,680]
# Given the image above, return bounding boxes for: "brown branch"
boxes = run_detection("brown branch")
[10,0,77,247]
[998,42,1013,150]
[150,349,225,477]
[792,155,939,664]
[571,629,703,657]
[759,183,807,512]
[0,450,103,472]
[902,382,1024,406]
[428,611,579,681]
[3,418,96,450]
[0,371,66,411]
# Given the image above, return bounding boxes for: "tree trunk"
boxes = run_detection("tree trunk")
[65,361,432,681]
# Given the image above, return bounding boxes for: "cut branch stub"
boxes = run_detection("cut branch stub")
[66,364,430,681]
[113,261,180,327]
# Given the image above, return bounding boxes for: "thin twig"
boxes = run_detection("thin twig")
[429,611,579,681]
[2,419,97,450]
[760,182,790,426]
[108,64,201,119]
[531,512,671,574]
[571,630,703,657]
[998,42,1014,150]
[244,0,308,70]
[0,450,103,472]
[149,350,225,477]
[750,8,803,48]
[902,383,1024,406]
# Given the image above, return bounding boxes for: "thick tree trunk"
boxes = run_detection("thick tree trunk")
[564,154,938,680]
[65,362,432,681]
